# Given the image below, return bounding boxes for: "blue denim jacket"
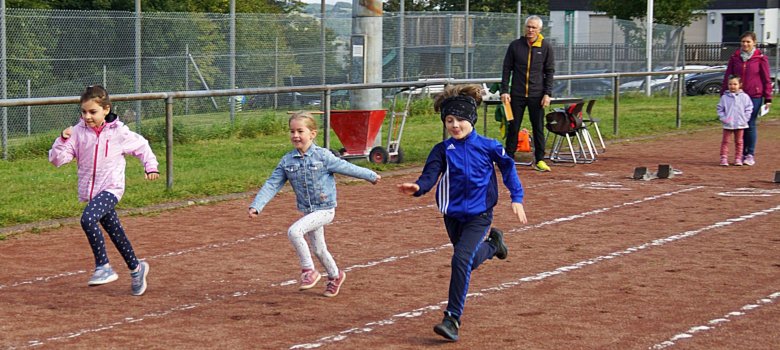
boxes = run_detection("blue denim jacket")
[250,144,378,214]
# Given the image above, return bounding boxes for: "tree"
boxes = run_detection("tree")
[14,0,303,14]
[592,0,709,27]
[592,0,710,46]
[384,0,548,14]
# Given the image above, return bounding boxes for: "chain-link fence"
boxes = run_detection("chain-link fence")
[1,8,774,158]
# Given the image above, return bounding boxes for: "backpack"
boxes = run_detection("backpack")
[545,103,583,135]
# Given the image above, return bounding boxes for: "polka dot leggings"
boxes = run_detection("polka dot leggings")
[287,209,338,278]
[80,191,139,270]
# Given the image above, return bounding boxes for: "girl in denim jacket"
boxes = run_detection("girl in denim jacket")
[49,85,158,296]
[249,112,380,297]
[717,75,753,166]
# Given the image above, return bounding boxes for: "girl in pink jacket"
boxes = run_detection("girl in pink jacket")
[49,85,159,296]
[716,75,753,166]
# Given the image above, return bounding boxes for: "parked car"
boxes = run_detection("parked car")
[686,70,778,96]
[685,71,725,95]
[553,69,613,97]
[619,65,715,93]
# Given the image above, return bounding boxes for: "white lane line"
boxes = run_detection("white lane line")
[718,188,780,197]
[650,291,780,349]
[0,205,436,291]
[10,186,703,348]
[0,179,563,291]
[288,204,780,349]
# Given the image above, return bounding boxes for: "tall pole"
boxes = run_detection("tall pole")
[399,0,404,81]
[464,0,469,79]
[645,0,653,96]
[2,0,7,160]
[321,0,326,85]
[611,15,616,73]
[134,0,142,128]
[185,44,189,115]
[516,1,522,39]
[229,0,236,124]
[351,0,382,110]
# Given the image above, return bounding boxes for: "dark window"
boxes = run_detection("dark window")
[722,13,755,43]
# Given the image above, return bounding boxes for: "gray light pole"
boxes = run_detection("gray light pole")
[399,0,404,81]
[134,0,142,128]
[464,0,469,78]
[1,0,6,160]
[516,1,522,39]
[229,0,236,124]
[645,0,653,96]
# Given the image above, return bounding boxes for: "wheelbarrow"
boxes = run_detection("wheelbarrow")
[330,109,394,163]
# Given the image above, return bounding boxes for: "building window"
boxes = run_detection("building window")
[722,14,754,43]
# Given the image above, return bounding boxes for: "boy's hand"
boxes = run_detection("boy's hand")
[145,172,160,181]
[397,183,420,196]
[370,174,382,184]
[248,208,259,219]
[61,127,73,139]
[512,202,527,224]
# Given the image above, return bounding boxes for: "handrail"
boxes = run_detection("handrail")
[0,69,724,108]
[1,68,728,188]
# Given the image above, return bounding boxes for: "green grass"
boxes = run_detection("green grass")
[1,93,774,232]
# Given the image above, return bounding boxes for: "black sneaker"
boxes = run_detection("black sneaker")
[488,227,508,260]
[433,314,460,341]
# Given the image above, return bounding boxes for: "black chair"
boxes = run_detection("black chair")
[582,99,606,153]
[545,102,595,164]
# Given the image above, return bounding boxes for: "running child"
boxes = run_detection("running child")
[248,112,380,297]
[716,75,753,166]
[49,85,158,296]
[397,84,527,341]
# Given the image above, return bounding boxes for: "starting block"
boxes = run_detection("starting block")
[633,164,681,181]
[774,171,780,183]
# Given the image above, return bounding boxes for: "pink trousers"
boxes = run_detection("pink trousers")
[720,129,745,160]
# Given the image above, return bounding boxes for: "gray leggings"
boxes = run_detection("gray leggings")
[288,209,338,278]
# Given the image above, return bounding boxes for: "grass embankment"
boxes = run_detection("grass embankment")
[2,93,766,234]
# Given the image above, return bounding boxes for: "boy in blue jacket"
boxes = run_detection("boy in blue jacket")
[397,84,527,341]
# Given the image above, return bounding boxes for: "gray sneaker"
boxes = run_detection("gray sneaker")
[130,261,149,296]
[88,264,118,286]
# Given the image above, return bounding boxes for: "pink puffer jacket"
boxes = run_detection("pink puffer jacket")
[49,115,158,202]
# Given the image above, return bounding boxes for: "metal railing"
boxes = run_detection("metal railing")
[0,68,725,187]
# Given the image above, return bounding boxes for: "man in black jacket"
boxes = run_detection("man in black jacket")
[500,15,555,172]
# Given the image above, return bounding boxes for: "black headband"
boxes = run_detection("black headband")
[440,96,478,125]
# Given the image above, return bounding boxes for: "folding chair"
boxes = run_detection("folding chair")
[545,102,595,164]
[582,99,606,153]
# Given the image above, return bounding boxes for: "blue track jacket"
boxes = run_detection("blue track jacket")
[413,131,524,221]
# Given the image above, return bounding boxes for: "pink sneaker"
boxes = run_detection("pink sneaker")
[720,156,728,166]
[299,269,321,290]
[735,156,743,166]
[323,270,346,297]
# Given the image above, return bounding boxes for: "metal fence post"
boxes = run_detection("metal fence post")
[134,0,142,132]
[1,0,6,160]
[229,0,236,125]
[26,80,30,135]
[676,72,682,128]
[184,44,189,115]
[613,75,620,135]
[165,96,173,190]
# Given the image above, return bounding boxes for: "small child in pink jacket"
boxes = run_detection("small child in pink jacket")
[716,75,753,166]
[49,85,159,296]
